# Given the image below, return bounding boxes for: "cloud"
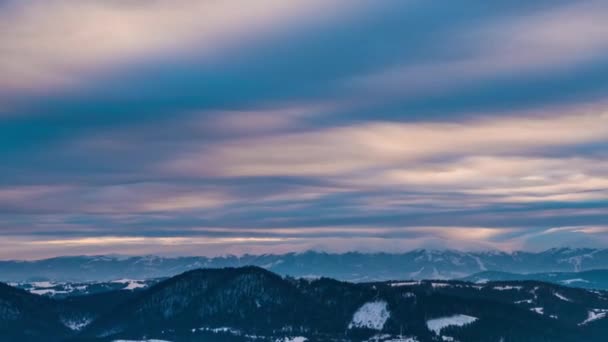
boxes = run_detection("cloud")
[520,225,608,251]
[167,108,608,179]
[352,1,608,97]
[0,226,521,259]
[27,236,287,246]
[0,183,234,215]
[1,1,608,258]
[0,0,358,94]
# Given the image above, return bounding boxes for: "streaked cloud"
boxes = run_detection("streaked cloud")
[168,108,608,179]
[1,0,608,258]
[0,0,360,94]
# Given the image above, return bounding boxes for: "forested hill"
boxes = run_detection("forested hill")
[2,266,608,341]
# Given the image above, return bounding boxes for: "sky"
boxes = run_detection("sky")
[1,0,608,259]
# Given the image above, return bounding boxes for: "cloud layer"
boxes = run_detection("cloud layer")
[1,0,608,258]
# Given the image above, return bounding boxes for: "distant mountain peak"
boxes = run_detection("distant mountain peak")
[2,248,608,283]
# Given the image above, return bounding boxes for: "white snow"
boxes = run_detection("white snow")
[492,286,523,291]
[383,337,419,342]
[553,292,572,302]
[390,281,420,287]
[31,281,55,288]
[196,326,241,335]
[125,281,146,290]
[62,318,92,331]
[579,309,608,325]
[30,289,68,296]
[560,278,589,285]
[349,301,391,330]
[530,307,544,315]
[530,286,540,300]
[514,299,533,304]
[299,274,321,280]
[365,334,419,342]
[113,340,172,342]
[276,337,307,342]
[112,279,147,290]
[426,314,478,335]
[431,282,450,288]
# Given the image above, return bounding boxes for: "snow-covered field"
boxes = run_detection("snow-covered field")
[390,281,420,287]
[493,285,523,291]
[12,279,157,297]
[111,279,148,290]
[426,314,478,335]
[62,317,92,331]
[349,301,391,330]
[276,337,307,342]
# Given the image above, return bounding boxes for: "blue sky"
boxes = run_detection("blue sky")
[1,0,608,258]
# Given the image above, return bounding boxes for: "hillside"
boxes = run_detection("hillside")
[3,266,608,341]
[462,269,608,290]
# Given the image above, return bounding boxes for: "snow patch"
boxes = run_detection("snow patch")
[125,281,146,290]
[492,286,523,291]
[276,337,307,342]
[30,289,68,296]
[195,326,241,335]
[579,309,608,325]
[31,281,55,288]
[514,299,533,304]
[383,337,419,342]
[113,340,172,342]
[390,281,420,287]
[560,278,589,285]
[62,317,92,331]
[431,282,450,288]
[112,279,147,290]
[426,314,478,335]
[553,292,572,302]
[365,335,419,342]
[530,307,544,315]
[349,301,390,330]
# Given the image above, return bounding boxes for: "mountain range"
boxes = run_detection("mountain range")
[2,266,608,342]
[2,248,607,283]
[462,269,608,290]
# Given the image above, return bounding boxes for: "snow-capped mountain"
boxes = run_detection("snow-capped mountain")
[2,266,608,342]
[1,248,607,283]
[462,269,608,290]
